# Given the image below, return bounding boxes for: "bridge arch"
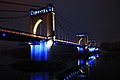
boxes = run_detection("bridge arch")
[29,5,55,39]
[33,19,42,35]
[33,19,47,36]
[76,34,88,45]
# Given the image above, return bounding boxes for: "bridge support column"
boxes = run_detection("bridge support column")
[30,40,53,61]
[77,46,85,53]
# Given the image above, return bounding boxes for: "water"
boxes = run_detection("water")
[0,52,100,80]
[1,49,120,80]
[89,52,120,79]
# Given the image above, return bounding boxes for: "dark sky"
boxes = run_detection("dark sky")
[0,0,120,44]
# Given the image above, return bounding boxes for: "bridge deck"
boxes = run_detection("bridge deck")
[0,27,79,46]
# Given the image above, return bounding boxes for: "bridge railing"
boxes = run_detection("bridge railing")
[0,27,81,46]
[0,27,47,40]
[55,39,79,46]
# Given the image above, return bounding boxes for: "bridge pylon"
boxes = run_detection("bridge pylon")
[28,4,55,61]
[76,33,88,46]
[29,4,55,41]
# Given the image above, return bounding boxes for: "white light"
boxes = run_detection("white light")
[77,47,79,50]
[30,11,34,16]
[88,56,96,60]
[88,47,95,52]
[47,40,53,47]
[95,48,99,51]
[33,19,42,35]
[28,42,32,45]
[85,46,88,49]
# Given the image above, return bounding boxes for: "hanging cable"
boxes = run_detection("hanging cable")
[56,18,74,41]
[0,1,77,41]
[56,19,66,40]
[0,15,28,24]
[0,1,42,7]
[0,15,28,19]
[56,13,76,32]
[0,9,27,12]
[0,0,77,34]
[56,15,76,35]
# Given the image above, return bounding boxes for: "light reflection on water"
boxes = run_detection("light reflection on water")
[31,72,48,80]
[63,53,100,80]
[30,41,50,61]
[31,72,55,80]
[30,53,100,80]
[0,53,100,80]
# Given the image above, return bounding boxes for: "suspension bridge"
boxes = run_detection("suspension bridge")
[0,4,98,61]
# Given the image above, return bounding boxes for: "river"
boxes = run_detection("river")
[0,50,120,80]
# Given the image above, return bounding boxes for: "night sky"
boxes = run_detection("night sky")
[0,0,120,44]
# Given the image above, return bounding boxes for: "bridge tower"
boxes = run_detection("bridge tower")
[29,4,55,61]
[76,33,88,53]
[29,4,55,40]
[76,33,88,46]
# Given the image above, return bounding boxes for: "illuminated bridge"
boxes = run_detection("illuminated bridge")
[0,26,80,46]
[0,4,98,61]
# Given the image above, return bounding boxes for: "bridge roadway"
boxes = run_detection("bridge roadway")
[0,27,79,46]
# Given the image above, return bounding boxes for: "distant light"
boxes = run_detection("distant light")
[54,41,58,45]
[76,34,86,37]
[77,46,84,52]
[87,59,95,66]
[79,69,84,73]
[69,75,71,78]
[88,47,95,52]
[66,76,69,79]
[77,47,79,50]
[89,55,96,60]
[96,54,99,58]
[64,78,66,80]
[78,74,86,78]
[95,48,99,51]
[76,34,88,37]
[85,46,88,49]
[28,42,31,45]
[78,59,85,66]
[47,40,53,47]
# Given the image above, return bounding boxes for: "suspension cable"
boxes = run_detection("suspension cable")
[0,1,42,7]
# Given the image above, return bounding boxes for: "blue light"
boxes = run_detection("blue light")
[88,57,95,66]
[80,47,84,52]
[77,46,84,52]
[66,76,69,79]
[88,47,95,52]
[71,74,73,76]
[78,59,85,66]
[54,41,58,44]
[78,74,86,78]
[2,33,6,37]
[88,60,93,65]
[31,72,48,80]
[80,60,84,64]
[64,78,66,80]
[30,40,50,61]
[29,4,54,16]
[89,55,96,60]
[95,48,99,51]
[95,54,99,58]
